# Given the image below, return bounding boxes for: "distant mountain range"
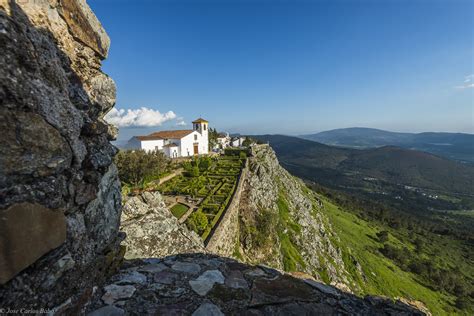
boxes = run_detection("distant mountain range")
[252,134,474,216]
[300,128,474,163]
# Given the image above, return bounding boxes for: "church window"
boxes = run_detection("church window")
[194,134,198,141]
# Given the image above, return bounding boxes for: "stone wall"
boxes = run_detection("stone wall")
[205,160,249,256]
[0,0,123,310]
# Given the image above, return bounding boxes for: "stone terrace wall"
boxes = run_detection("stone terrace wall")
[0,0,123,311]
[205,159,249,256]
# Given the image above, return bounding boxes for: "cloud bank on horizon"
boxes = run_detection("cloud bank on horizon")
[105,107,183,127]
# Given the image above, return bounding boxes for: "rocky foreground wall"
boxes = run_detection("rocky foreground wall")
[0,0,123,310]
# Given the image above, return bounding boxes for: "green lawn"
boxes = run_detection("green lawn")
[170,203,189,219]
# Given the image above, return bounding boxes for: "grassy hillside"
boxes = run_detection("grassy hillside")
[253,135,474,217]
[305,188,473,315]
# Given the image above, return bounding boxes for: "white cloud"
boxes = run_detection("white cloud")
[455,74,474,89]
[175,116,187,126]
[104,107,177,127]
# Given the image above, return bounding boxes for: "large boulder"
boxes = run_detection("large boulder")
[0,0,123,310]
[121,192,206,259]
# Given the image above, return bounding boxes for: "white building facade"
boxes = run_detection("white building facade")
[126,118,209,158]
[231,136,246,147]
[215,132,231,150]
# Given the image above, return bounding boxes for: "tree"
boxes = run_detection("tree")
[198,156,211,171]
[377,230,390,243]
[114,150,169,186]
[242,137,253,147]
[208,127,219,149]
[414,238,424,253]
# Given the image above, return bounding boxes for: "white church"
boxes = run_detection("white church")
[126,118,209,158]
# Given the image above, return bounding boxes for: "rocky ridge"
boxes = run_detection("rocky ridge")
[237,144,358,291]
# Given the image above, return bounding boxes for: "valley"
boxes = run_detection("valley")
[251,134,474,314]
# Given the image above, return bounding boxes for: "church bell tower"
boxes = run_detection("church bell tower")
[192,118,209,153]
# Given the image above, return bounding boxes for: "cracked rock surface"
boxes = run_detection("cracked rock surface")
[120,192,206,259]
[87,253,425,315]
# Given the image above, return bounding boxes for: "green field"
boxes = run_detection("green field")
[158,155,245,240]
[170,203,189,219]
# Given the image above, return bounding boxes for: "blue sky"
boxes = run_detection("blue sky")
[88,0,473,141]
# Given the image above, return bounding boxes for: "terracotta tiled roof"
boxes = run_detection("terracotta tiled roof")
[192,118,208,123]
[136,130,194,141]
[163,143,179,148]
[135,135,162,141]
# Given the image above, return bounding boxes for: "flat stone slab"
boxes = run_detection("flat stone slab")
[192,303,224,316]
[304,279,341,297]
[115,271,147,285]
[88,305,125,316]
[189,270,225,296]
[0,202,66,284]
[137,263,167,273]
[102,285,136,305]
[171,261,201,274]
[250,275,314,306]
[225,270,248,289]
[154,271,179,285]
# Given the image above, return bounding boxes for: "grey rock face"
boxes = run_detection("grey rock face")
[0,0,123,310]
[120,191,206,259]
[101,284,136,305]
[238,144,355,289]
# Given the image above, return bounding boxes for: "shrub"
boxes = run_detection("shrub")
[198,156,211,171]
[115,150,169,186]
[239,151,247,159]
[190,166,200,177]
[187,210,208,235]
[376,230,390,243]
[224,148,249,156]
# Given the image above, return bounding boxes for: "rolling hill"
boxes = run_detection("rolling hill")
[300,128,474,163]
[252,134,474,217]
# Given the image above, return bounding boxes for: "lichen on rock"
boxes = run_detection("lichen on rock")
[0,0,123,310]
[120,191,206,259]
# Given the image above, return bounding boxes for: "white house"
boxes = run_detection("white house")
[231,136,246,147]
[126,118,209,158]
[216,132,231,149]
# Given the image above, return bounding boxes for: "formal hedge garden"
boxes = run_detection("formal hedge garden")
[157,153,246,240]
